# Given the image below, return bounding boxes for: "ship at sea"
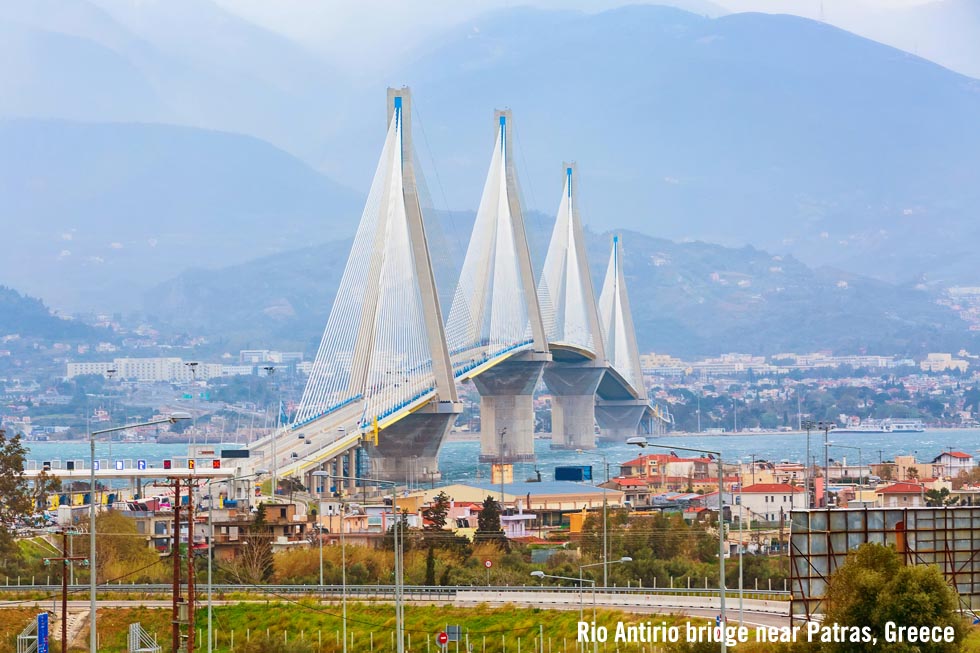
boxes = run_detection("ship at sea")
[834,418,925,434]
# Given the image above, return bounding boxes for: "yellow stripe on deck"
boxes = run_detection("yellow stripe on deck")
[456,348,524,382]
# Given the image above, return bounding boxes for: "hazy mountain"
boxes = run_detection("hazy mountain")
[0,0,344,156]
[338,5,980,286]
[144,222,968,358]
[0,286,105,341]
[714,0,980,80]
[0,119,362,311]
[6,3,980,301]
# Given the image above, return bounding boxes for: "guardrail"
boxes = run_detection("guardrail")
[0,582,790,602]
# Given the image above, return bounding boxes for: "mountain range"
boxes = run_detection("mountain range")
[0,286,105,341]
[144,217,970,358]
[2,2,979,355]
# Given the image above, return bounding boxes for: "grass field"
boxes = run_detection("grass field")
[3,602,979,652]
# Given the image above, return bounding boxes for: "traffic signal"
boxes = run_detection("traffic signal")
[212,459,220,469]
[163,459,172,470]
[188,459,196,470]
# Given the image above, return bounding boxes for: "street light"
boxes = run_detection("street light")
[531,570,597,651]
[207,469,268,653]
[628,436,727,653]
[579,557,631,635]
[314,472,402,653]
[310,471,333,590]
[578,450,612,587]
[89,411,191,653]
[817,421,836,506]
[802,420,816,509]
[826,443,863,487]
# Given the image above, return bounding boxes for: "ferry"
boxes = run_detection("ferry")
[834,419,925,434]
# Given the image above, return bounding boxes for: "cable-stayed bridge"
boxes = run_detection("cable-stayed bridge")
[245,88,667,484]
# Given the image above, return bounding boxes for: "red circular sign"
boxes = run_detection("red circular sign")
[484,559,493,568]
[437,632,449,645]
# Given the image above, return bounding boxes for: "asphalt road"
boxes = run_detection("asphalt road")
[11,591,790,628]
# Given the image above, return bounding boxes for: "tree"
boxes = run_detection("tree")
[824,543,962,653]
[0,430,33,566]
[76,510,166,583]
[422,491,451,531]
[925,488,958,507]
[278,477,305,503]
[31,469,61,516]
[223,503,274,584]
[475,496,507,548]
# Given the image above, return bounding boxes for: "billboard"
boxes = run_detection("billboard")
[790,507,980,620]
[555,465,593,482]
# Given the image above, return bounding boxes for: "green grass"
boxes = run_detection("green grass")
[26,602,701,653]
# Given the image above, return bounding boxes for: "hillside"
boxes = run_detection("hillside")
[0,119,363,310]
[145,221,969,358]
[0,286,105,341]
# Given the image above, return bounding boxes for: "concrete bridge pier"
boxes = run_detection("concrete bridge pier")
[366,404,458,481]
[595,399,648,442]
[471,352,550,463]
[544,361,605,450]
[306,450,358,496]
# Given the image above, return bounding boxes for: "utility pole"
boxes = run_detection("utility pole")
[45,529,88,650]
[803,420,815,509]
[187,477,196,653]
[172,478,183,653]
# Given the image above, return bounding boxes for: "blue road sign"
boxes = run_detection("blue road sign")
[37,612,49,653]
[115,460,124,471]
[137,459,147,470]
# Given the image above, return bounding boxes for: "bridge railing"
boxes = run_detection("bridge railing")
[289,394,364,432]
[452,339,533,378]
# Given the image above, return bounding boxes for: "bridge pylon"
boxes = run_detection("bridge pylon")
[447,110,550,463]
[285,87,461,482]
[594,235,655,440]
[538,164,606,450]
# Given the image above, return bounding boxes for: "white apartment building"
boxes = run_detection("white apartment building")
[67,358,222,382]
[736,483,807,525]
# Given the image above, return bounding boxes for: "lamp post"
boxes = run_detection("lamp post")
[736,461,744,627]
[263,366,279,501]
[531,571,597,652]
[579,557,630,632]
[315,472,400,653]
[310,471,332,593]
[802,421,815,508]
[827,443,863,487]
[817,421,836,506]
[629,437,727,652]
[579,450,612,587]
[88,411,191,653]
[208,469,268,653]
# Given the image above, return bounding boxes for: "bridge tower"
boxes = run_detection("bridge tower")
[594,235,651,440]
[539,164,606,450]
[291,87,461,481]
[446,111,550,463]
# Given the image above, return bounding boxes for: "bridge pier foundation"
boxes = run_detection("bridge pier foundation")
[367,407,457,482]
[595,400,648,442]
[471,353,548,463]
[544,363,605,450]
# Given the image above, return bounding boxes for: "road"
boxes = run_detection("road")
[6,588,790,628]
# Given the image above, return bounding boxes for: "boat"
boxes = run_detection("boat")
[834,419,925,434]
